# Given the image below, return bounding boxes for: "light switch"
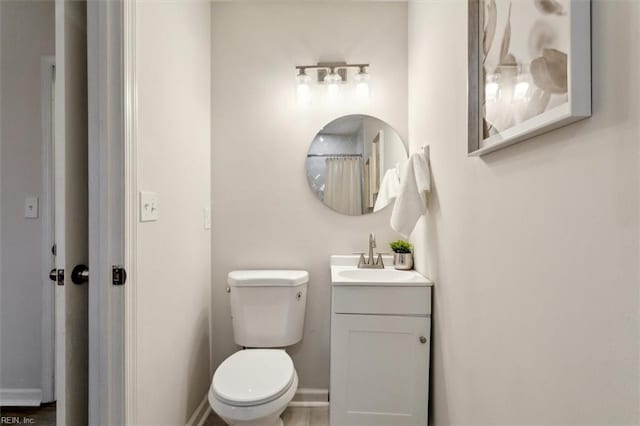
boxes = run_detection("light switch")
[140,191,159,222]
[204,207,211,230]
[24,197,39,219]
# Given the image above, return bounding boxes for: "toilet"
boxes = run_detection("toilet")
[209,270,309,426]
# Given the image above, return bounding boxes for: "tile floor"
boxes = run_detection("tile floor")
[206,406,329,426]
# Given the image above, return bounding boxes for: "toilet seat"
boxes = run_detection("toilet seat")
[212,349,295,407]
[209,369,298,425]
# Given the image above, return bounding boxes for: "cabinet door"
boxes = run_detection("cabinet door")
[330,314,430,426]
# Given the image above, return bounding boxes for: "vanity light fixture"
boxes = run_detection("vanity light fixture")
[295,62,371,104]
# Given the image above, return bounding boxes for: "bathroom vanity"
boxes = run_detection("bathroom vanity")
[329,255,433,425]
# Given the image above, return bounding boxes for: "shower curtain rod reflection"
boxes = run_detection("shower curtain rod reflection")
[307,154,363,157]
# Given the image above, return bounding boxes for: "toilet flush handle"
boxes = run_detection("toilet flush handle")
[226,287,231,293]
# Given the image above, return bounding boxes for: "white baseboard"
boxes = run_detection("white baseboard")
[186,394,212,426]
[0,389,43,406]
[187,387,329,424]
[287,401,330,408]
[289,388,329,408]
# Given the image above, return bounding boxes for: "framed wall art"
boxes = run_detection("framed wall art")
[468,0,591,156]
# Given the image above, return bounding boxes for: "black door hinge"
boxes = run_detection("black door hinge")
[112,266,127,286]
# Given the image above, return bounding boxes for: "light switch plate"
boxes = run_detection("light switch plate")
[24,197,39,218]
[204,207,211,230]
[140,191,159,222]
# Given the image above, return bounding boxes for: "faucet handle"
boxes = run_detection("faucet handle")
[375,253,389,267]
[352,252,366,267]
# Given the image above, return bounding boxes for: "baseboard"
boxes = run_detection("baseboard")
[288,388,329,408]
[187,387,329,424]
[0,389,43,407]
[186,394,212,426]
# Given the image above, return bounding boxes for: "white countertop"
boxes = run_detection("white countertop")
[330,255,434,287]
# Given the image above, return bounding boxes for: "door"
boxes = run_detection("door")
[41,56,56,405]
[54,0,88,424]
[87,0,126,424]
[330,314,430,426]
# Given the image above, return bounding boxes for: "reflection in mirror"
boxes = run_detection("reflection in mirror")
[306,115,408,216]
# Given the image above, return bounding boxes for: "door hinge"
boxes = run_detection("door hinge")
[112,266,127,286]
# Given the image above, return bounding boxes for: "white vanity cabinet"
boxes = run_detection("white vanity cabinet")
[330,275,433,426]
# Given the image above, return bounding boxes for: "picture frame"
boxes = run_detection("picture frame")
[468,0,591,156]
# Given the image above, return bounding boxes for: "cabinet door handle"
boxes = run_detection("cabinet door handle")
[419,336,427,344]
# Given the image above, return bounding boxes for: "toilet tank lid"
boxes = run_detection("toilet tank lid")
[228,270,309,287]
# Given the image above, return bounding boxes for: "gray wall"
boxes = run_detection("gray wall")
[211,1,408,389]
[0,0,54,395]
[408,0,640,424]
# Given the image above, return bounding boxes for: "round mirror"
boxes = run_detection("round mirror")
[306,115,408,216]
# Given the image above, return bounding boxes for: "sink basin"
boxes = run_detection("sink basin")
[330,255,432,286]
[336,268,416,282]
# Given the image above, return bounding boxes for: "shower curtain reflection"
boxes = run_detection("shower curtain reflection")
[323,157,363,216]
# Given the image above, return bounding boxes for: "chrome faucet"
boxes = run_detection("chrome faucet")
[356,233,385,269]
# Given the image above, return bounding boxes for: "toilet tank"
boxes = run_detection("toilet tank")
[228,270,308,348]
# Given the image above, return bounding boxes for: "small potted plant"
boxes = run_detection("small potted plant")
[389,240,413,270]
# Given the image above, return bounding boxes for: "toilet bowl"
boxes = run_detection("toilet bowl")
[209,349,298,426]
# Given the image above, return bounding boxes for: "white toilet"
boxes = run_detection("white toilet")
[209,270,309,426]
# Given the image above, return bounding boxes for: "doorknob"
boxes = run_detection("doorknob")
[71,264,89,285]
[419,336,427,344]
[49,269,57,282]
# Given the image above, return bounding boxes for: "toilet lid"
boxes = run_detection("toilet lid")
[213,349,295,407]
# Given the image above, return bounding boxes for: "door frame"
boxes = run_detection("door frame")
[123,0,138,423]
[40,55,56,404]
[87,0,139,424]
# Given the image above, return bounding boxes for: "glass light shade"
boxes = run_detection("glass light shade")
[324,71,342,85]
[327,81,340,99]
[513,75,531,102]
[484,73,500,103]
[324,71,342,100]
[354,70,370,83]
[354,70,370,101]
[485,81,500,103]
[296,72,312,105]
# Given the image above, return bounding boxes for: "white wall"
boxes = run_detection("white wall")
[211,1,408,389]
[0,0,54,396]
[134,1,211,423]
[409,0,640,424]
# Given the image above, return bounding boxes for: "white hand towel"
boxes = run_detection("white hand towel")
[374,167,401,212]
[390,151,431,237]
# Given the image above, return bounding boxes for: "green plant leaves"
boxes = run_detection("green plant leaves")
[390,240,413,254]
